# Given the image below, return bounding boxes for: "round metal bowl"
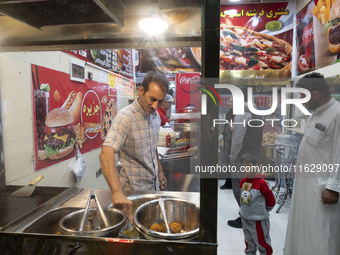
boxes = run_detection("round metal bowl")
[134,198,199,240]
[59,208,126,237]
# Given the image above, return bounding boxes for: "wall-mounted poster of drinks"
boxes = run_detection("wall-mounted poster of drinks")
[32,64,117,171]
[220,2,295,81]
[296,1,316,75]
[312,0,340,69]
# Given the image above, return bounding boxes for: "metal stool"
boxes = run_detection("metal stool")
[271,143,297,213]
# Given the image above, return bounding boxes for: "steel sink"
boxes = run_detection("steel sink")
[23,207,81,234]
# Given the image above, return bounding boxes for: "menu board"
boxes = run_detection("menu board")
[32,64,117,171]
[220,2,295,79]
[64,49,134,78]
[112,49,134,78]
[296,1,316,75]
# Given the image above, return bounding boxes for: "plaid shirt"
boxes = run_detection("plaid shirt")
[103,99,161,192]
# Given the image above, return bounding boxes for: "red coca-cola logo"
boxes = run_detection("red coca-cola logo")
[177,73,201,94]
[179,75,200,85]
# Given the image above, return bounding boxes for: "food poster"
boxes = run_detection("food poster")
[175,73,201,112]
[32,64,117,171]
[220,2,295,80]
[296,1,316,75]
[312,0,340,69]
[138,48,201,75]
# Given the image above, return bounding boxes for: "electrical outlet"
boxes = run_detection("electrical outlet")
[96,168,102,178]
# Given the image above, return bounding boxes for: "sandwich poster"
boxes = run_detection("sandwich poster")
[32,64,117,171]
[220,2,295,80]
[311,0,340,69]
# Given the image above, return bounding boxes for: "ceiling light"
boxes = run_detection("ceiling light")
[138,17,169,36]
[229,0,241,2]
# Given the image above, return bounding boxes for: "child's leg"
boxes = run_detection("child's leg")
[254,219,273,255]
[241,217,257,255]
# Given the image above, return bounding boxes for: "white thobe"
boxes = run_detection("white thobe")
[284,98,340,255]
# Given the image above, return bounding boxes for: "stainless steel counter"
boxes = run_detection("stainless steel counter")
[0,188,217,255]
[0,186,72,231]
[2,188,199,235]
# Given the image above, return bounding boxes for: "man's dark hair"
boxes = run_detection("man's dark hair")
[296,72,330,97]
[141,71,169,94]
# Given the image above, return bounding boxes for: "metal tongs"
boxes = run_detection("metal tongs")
[79,190,109,231]
[158,197,171,234]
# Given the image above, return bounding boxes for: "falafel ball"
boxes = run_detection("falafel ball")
[150,223,163,232]
[169,222,183,233]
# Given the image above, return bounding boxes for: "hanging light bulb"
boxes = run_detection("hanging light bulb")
[138,17,169,36]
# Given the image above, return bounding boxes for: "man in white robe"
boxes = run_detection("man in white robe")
[284,72,340,255]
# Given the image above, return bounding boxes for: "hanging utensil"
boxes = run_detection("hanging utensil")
[158,197,170,233]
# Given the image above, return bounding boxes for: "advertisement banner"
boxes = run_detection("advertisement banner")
[32,64,117,171]
[220,2,295,80]
[175,73,201,112]
[296,1,316,75]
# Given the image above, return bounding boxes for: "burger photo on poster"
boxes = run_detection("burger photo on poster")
[325,0,340,53]
[44,108,76,160]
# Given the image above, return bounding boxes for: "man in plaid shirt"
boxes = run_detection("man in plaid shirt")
[100,72,169,221]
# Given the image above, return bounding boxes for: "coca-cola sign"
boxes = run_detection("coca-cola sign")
[176,73,201,94]
[178,75,200,85]
[175,72,201,111]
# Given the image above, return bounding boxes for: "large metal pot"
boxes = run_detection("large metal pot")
[134,198,199,240]
[59,208,126,237]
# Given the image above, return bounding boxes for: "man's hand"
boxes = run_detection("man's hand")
[111,190,133,222]
[158,170,167,191]
[100,146,133,222]
[156,148,167,191]
[321,188,339,204]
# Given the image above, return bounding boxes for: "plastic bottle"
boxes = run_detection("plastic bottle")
[166,133,171,148]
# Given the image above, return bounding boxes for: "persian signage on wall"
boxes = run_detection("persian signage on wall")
[32,64,117,171]
[220,2,295,80]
